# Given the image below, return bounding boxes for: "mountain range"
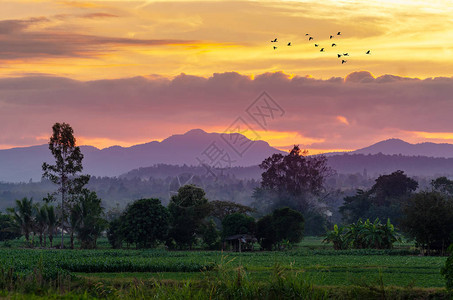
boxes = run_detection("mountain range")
[2,129,453,183]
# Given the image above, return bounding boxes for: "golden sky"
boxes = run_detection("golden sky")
[1,0,453,80]
[1,0,453,153]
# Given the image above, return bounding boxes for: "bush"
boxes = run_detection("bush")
[324,218,399,250]
[441,241,453,291]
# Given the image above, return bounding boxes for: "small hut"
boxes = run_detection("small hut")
[223,234,257,252]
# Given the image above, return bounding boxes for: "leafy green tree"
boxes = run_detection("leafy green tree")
[202,219,220,250]
[221,213,255,239]
[123,198,170,248]
[255,145,333,213]
[168,185,209,249]
[401,191,453,254]
[256,207,304,250]
[432,176,453,196]
[208,200,255,221]
[7,197,34,244]
[72,189,106,249]
[107,216,125,249]
[0,213,21,242]
[256,214,276,250]
[340,171,418,225]
[272,207,304,245]
[42,122,90,249]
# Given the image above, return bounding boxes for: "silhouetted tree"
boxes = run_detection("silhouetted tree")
[208,200,255,221]
[256,207,304,250]
[168,185,209,249]
[340,170,418,225]
[401,191,453,255]
[255,145,333,213]
[221,213,256,239]
[42,122,90,249]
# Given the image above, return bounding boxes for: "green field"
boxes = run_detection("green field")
[0,237,450,299]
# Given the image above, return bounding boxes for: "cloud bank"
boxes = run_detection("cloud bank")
[0,71,452,152]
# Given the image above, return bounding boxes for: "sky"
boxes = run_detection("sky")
[1,0,453,153]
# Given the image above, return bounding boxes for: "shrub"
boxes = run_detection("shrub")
[324,218,399,250]
[441,241,453,291]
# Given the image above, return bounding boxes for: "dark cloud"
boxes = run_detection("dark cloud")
[0,17,198,60]
[82,13,119,19]
[1,71,453,150]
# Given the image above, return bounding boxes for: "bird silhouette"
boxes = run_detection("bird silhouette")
[287,42,291,46]
[330,35,334,39]
[314,44,319,47]
[343,53,349,56]
[273,46,277,50]
[337,54,342,58]
[337,32,341,35]
[271,38,277,42]
[342,59,347,64]
[366,50,371,54]
[320,48,325,52]
[308,36,313,41]
[332,43,336,47]
[305,33,310,36]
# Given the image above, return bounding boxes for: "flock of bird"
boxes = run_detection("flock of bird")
[270,32,371,64]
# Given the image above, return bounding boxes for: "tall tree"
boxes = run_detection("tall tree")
[255,145,333,213]
[42,122,90,249]
[168,185,210,249]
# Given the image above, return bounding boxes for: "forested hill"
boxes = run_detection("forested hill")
[327,153,453,177]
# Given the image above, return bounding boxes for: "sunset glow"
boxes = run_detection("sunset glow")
[1,0,453,153]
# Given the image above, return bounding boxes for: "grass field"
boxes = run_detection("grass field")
[0,237,450,299]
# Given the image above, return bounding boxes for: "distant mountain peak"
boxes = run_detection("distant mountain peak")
[184,128,208,136]
[353,138,453,158]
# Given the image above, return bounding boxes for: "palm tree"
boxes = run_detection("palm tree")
[46,205,58,248]
[8,198,34,244]
[34,204,48,247]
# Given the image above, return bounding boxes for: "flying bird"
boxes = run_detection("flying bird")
[320,48,325,52]
[343,53,349,56]
[308,36,313,41]
[273,46,277,50]
[337,54,342,58]
[305,33,310,36]
[330,35,334,39]
[314,44,319,47]
[337,32,341,35]
[332,43,337,47]
[366,50,371,54]
[271,38,277,42]
[287,42,291,46]
[342,59,347,64]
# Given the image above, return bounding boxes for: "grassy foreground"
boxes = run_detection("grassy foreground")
[0,237,450,299]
